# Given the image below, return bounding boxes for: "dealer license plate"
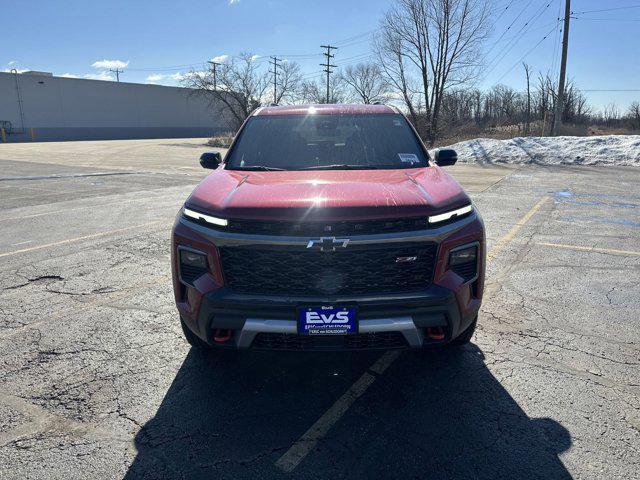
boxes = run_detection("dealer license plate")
[298,306,357,335]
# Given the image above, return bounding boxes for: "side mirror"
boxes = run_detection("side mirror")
[199,151,222,169]
[434,149,458,167]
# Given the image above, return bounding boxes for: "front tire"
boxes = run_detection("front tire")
[449,317,477,346]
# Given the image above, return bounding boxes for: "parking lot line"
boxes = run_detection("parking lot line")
[0,221,164,258]
[486,195,549,262]
[275,350,401,473]
[275,196,550,473]
[537,241,640,256]
[0,194,180,223]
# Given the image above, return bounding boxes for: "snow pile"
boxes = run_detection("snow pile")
[442,135,640,166]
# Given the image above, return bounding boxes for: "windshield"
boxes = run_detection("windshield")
[225,113,429,171]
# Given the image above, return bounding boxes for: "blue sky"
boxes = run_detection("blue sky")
[3,0,640,111]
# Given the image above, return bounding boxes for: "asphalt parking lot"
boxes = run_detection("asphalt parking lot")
[0,138,638,479]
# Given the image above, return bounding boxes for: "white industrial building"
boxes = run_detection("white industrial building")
[0,71,230,142]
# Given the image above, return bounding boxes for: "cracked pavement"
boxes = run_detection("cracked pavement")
[0,139,638,479]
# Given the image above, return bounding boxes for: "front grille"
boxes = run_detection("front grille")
[252,332,407,350]
[226,218,430,236]
[451,261,477,282]
[219,242,437,296]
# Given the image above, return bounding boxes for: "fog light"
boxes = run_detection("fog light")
[178,247,208,286]
[449,243,478,282]
[180,249,207,269]
[449,245,477,266]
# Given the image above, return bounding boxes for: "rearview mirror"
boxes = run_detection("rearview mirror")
[199,152,222,169]
[434,149,457,167]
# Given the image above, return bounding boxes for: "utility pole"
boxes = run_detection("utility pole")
[553,0,571,136]
[109,68,123,82]
[320,45,338,104]
[207,61,221,90]
[269,56,282,105]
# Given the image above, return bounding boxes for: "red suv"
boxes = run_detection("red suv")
[171,104,485,351]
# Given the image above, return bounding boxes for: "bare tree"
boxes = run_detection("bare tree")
[374,28,421,125]
[300,75,346,104]
[183,53,269,130]
[340,63,389,104]
[603,103,620,128]
[628,101,640,130]
[536,72,556,135]
[378,0,492,145]
[275,60,303,105]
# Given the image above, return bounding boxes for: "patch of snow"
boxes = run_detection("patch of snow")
[438,136,640,166]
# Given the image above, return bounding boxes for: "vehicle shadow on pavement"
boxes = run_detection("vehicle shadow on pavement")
[124,345,572,480]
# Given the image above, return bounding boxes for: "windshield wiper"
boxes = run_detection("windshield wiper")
[234,165,286,171]
[299,164,379,170]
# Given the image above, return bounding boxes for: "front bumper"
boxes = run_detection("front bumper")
[183,285,478,350]
[172,211,485,351]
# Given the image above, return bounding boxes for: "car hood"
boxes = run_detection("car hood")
[185,167,470,221]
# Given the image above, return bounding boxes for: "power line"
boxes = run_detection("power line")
[483,1,557,80]
[333,52,373,66]
[332,29,379,47]
[484,0,536,58]
[489,1,555,69]
[495,23,558,83]
[575,17,640,22]
[572,5,640,15]
[269,56,282,105]
[127,62,206,72]
[320,45,338,103]
[582,89,640,92]
[550,0,564,85]
[494,0,522,24]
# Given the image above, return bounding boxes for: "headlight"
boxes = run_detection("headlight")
[428,204,473,224]
[183,207,228,227]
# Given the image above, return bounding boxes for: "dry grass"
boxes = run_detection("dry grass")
[207,133,235,148]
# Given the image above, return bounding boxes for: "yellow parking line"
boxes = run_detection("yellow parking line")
[487,195,549,262]
[0,194,179,223]
[0,221,165,258]
[275,196,550,472]
[537,242,640,256]
[275,350,401,472]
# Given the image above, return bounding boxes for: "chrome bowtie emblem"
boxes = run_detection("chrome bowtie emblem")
[306,237,350,252]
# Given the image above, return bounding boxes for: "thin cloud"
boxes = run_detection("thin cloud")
[146,73,165,83]
[211,55,228,63]
[170,71,207,82]
[84,71,115,81]
[60,73,79,78]
[229,0,240,4]
[91,59,129,69]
